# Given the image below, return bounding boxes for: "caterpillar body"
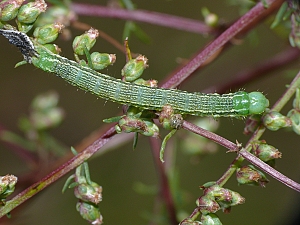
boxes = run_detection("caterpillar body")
[0,28,269,117]
[31,45,269,117]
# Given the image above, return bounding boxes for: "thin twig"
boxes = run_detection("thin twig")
[71,3,213,35]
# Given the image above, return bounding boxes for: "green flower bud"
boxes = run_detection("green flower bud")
[76,201,103,225]
[0,174,17,199]
[17,0,47,24]
[0,0,24,22]
[201,7,218,27]
[200,213,222,225]
[73,27,99,55]
[74,182,102,204]
[287,109,300,135]
[29,91,65,130]
[121,55,148,82]
[30,108,64,130]
[35,5,76,27]
[33,22,64,44]
[31,91,59,111]
[90,52,116,70]
[263,111,292,131]
[196,196,220,214]
[236,165,269,187]
[252,141,282,162]
[243,114,262,135]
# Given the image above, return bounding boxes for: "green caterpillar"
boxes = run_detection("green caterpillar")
[0,29,269,117]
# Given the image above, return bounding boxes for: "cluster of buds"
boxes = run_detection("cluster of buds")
[63,148,103,224]
[0,174,17,204]
[72,28,116,70]
[180,183,244,224]
[0,0,47,32]
[112,106,159,138]
[19,91,65,132]
[180,183,245,224]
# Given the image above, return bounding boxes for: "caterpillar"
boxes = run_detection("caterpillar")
[0,29,269,117]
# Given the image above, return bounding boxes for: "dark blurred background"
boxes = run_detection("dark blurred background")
[1,0,300,224]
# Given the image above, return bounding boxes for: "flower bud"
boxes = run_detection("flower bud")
[287,109,300,135]
[35,5,76,27]
[76,201,103,225]
[17,0,47,24]
[263,111,292,131]
[74,182,102,204]
[0,174,17,199]
[33,22,64,44]
[252,141,282,162]
[31,91,59,110]
[200,213,222,225]
[201,7,218,27]
[121,55,148,82]
[236,165,269,187]
[90,52,116,70]
[196,196,220,215]
[73,27,99,55]
[30,108,64,130]
[0,0,24,22]
[29,91,65,130]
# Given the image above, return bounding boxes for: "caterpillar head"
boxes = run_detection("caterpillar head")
[248,92,269,115]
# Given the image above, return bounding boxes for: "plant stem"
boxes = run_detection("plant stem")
[71,3,212,35]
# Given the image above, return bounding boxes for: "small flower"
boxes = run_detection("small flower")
[0,0,25,22]
[263,111,292,131]
[73,28,99,55]
[74,182,102,205]
[196,196,220,215]
[33,22,64,44]
[121,55,148,82]
[0,174,18,199]
[17,0,47,24]
[90,52,116,70]
[76,201,103,225]
[236,165,269,187]
[252,141,282,162]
